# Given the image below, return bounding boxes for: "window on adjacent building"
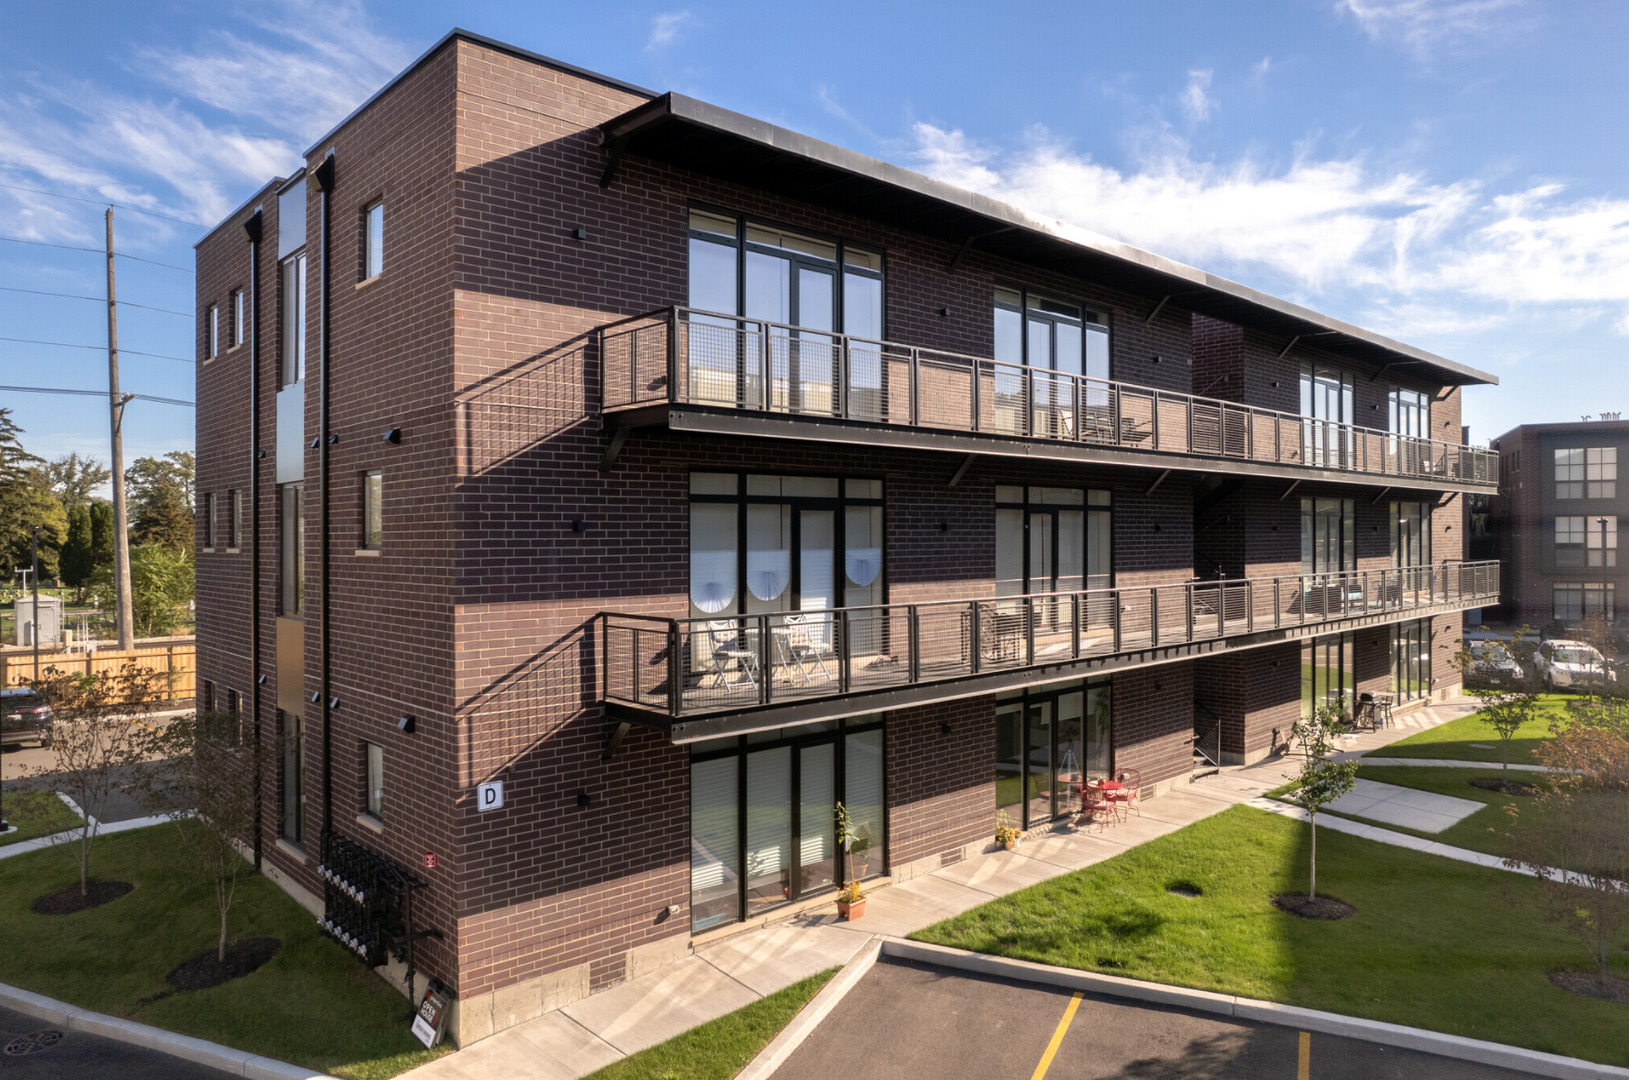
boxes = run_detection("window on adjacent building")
[281,483,304,614]
[1556,515,1585,567]
[1587,447,1617,499]
[363,201,384,279]
[280,710,304,845]
[205,303,219,360]
[280,251,306,386]
[231,289,245,348]
[361,470,382,550]
[203,492,218,549]
[200,679,215,714]
[1556,448,1585,499]
[229,489,242,549]
[364,742,384,821]
[1588,515,1617,567]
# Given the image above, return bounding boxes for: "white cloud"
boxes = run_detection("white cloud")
[1181,69,1216,124]
[906,122,1629,331]
[647,11,692,51]
[1252,56,1273,81]
[1337,0,1531,56]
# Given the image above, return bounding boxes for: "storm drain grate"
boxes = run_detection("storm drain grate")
[3,1029,64,1055]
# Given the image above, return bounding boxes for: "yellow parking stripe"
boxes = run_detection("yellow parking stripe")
[1298,1030,1311,1080]
[1030,991,1084,1080]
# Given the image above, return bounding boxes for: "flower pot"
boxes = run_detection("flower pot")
[1001,839,1020,851]
[836,898,866,920]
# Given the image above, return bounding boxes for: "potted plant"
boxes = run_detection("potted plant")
[836,878,866,920]
[835,802,873,880]
[995,810,1022,851]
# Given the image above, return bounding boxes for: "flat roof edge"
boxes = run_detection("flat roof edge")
[193,178,285,250]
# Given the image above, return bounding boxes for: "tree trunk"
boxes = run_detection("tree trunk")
[1308,814,1318,900]
[219,907,228,964]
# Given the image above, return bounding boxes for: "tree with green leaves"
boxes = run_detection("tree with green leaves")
[1292,702,1360,900]
[40,453,111,513]
[0,409,66,581]
[88,543,193,637]
[89,500,115,568]
[126,451,194,556]
[60,505,95,589]
[1451,627,1542,779]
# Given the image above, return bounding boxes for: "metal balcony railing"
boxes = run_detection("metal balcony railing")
[599,307,1499,487]
[602,561,1500,719]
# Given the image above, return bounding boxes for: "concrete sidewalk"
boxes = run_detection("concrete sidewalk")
[406,695,1480,1080]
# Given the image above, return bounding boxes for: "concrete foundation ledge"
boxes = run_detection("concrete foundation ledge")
[880,939,1629,1080]
[0,979,336,1080]
[735,935,882,1080]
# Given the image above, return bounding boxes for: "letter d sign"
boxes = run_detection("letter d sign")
[477,780,504,812]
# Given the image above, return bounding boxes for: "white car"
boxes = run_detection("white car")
[1537,639,1615,691]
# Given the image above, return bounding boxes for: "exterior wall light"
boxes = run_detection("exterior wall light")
[398,715,417,734]
[383,428,401,444]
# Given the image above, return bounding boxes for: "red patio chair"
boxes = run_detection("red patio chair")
[1107,769,1142,820]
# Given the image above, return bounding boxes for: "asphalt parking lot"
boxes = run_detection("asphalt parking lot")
[0,1005,231,1079]
[776,959,1550,1080]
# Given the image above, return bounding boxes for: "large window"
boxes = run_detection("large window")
[1302,497,1356,576]
[992,288,1110,438]
[689,717,883,932]
[1560,515,1618,568]
[280,251,306,387]
[1553,582,1615,622]
[1391,501,1431,596]
[1301,364,1355,467]
[280,483,304,614]
[1393,619,1431,702]
[1560,447,1619,500]
[995,485,1112,632]
[995,679,1111,831]
[1390,388,1430,474]
[280,710,304,846]
[685,209,884,416]
[1303,632,1354,717]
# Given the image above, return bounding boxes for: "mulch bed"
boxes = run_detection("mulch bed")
[166,937,281,992]
[1548,970,1629,1004]
[1271,893,1356,920]
[30,880,133,915]
[1470,777,1541,797]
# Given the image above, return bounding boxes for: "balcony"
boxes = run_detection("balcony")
[602,560,1499,738]
[599,308,1498,491]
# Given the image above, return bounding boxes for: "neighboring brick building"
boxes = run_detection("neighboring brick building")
[1487,416,1629,628]
[192,30,1500,1046]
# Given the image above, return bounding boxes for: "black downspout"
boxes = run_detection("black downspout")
[314,153,336,841]
[243,208,264,872]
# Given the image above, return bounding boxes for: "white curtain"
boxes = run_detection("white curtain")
[690,550,737,614]
[844,546,881,588]
[746,548,790,602]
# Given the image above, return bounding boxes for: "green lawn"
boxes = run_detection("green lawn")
[0,790,82,846]
[1376,695,1574,764]
[911,805,1629,1066]
[0,823,448,1079]
[581,969,837,1080]
[1339,765,1552,857]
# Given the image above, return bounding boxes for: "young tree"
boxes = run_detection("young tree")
[1451,628,1541,778]
[40,453,111,513]
[138,710,262,963]
[1506,701,1629,993]
[1577,610,1618,705]
[1292,703,1360,900]
[23,661,171,896]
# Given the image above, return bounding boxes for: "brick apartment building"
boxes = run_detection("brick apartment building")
[1487,416,1628,627]
[193,30,1500,1045]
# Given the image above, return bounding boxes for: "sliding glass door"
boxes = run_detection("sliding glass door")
[995,681,1108,830]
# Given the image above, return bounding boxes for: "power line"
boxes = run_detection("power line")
[0,235,194,274]
[0,181,210,228]
[0,285,192,319]
[0,384,194,408]
[0,336,194,364]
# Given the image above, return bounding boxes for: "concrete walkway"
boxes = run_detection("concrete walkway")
[1320,777,1485,833]
[404,695,1485,1080]
[1361,757,1549,771]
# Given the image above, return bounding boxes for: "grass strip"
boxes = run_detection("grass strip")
[0,790,82,846]
[1377,695,1572,763]
[910,805,1629,1066]
[581,968,838,1080]
[0,822,448,1079]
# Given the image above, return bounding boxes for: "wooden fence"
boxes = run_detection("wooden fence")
[0,639,196,702]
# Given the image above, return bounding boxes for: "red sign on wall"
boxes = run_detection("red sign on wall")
[422,852,438,870]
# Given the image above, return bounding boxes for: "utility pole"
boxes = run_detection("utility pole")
[30,526,41,684]
[106,208,134,649]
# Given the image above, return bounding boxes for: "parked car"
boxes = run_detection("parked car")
[1466,640,1525,689]
[0,688,54,748]
[1535,639,1616,692]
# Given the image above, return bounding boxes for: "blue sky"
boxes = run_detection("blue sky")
[3,0,1626,479]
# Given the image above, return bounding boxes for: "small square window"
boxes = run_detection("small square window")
[231,289,245,347]
[365,742,384,820]
[361,470,382,550]
[364,201,384,279]
[206,303,219,359]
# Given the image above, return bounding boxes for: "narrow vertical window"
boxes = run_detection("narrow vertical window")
[206,304,219,359]
[229,489,243,549]
[231,289,245,347]
[204,492,217,549]
[365,742,384,820]
[200,679,216,714]
[364,201,384,279]
[281,711,304,845]
[281,483,304,613]
[281,252,306,386]
[361,470,382,550]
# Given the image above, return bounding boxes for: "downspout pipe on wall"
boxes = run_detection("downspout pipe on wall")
[314,153,336,841]
[243,208,264,871]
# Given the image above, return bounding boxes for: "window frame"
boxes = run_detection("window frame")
[203,491,218,550]
[281,483,304,615]
[228,489,242,549]
[363,200,384,280]
[360,470,383,551]
[1555,447,1585,500]
[1587,447,1617,500]
[364,741,384,822]
[230,288,245,348]
[280,250,307,387]
[280,710,304,846]
[205,303,219,360]
[1587,515,1618,567]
